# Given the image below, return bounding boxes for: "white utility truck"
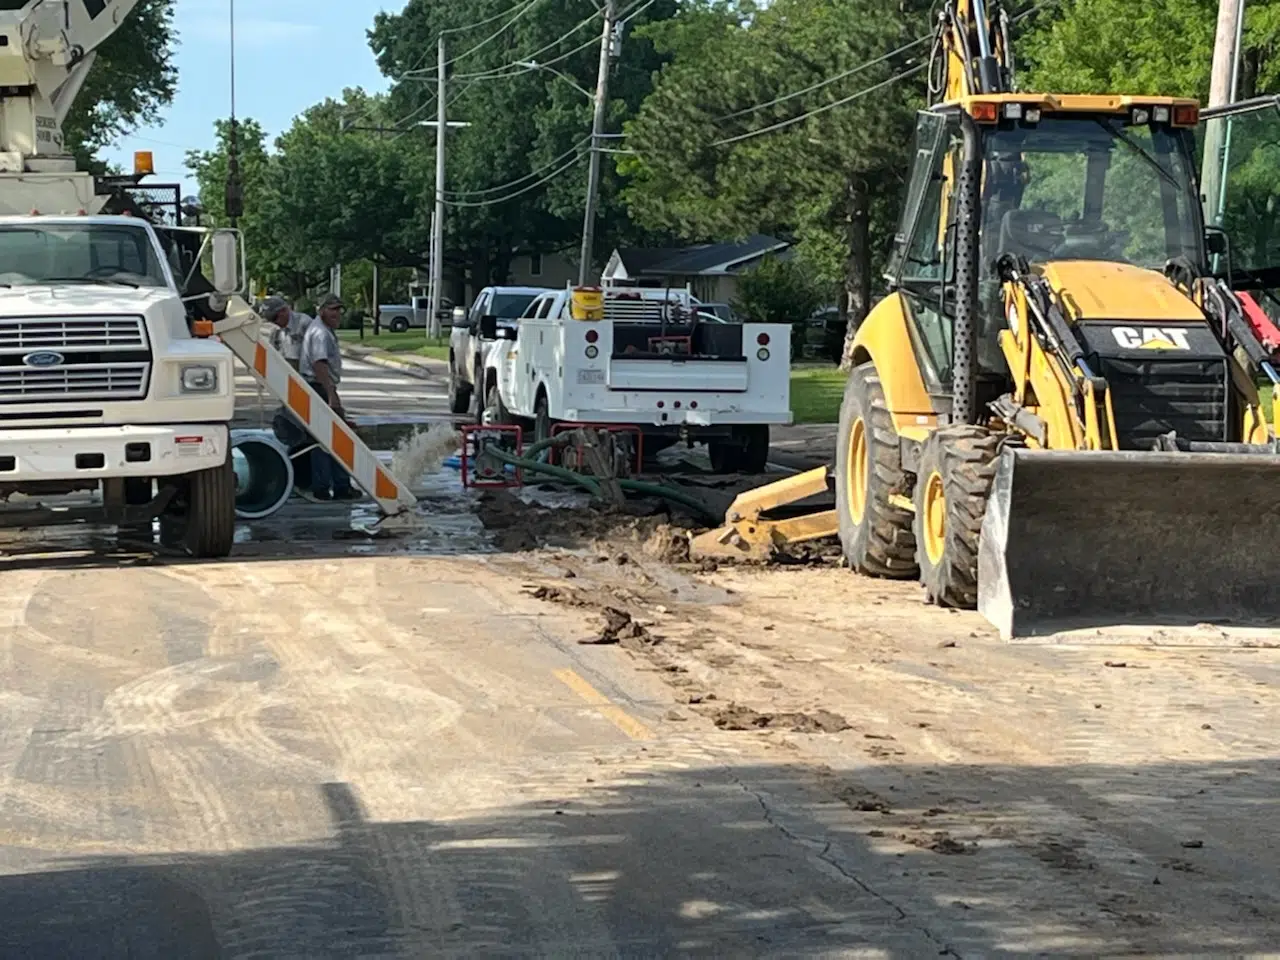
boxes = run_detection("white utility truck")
[0,0,418,555]
[477,283,793,473]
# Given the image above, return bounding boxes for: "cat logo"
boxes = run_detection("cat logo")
[1111,326,1193,351]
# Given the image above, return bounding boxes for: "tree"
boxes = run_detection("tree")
[184,119,294,292]
[620,0,931,365]
[368,0,679,292]
[68,0,178,169]
[1020,0,1280,101]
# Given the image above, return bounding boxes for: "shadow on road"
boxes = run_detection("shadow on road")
[0,758,1276,957]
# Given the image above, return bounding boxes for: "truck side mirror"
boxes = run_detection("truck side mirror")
[478,314,499,339]
[211,230,240,294]
[1206,227,1228,256]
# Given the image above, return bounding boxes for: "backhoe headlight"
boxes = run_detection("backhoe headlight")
[181,364,218,393]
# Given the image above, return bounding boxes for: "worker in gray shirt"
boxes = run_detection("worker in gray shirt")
[260,295,309,369]
[299,293,359,501]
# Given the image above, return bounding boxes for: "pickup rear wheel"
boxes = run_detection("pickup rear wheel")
[709,426,770,474]
[448,354,472,414]
[389,317,409,333]
[483,382,513,427]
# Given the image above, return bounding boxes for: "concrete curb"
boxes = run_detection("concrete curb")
[339,344,445,382]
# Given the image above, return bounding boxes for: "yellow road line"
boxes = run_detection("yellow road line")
[553,668,655,741]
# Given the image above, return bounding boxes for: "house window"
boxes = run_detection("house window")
[530,253,543,277]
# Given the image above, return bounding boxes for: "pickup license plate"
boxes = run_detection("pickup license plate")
[576,369,605,385]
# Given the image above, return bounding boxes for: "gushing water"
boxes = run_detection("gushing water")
[390,422,461,492]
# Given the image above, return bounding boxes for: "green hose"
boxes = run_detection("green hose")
[485,446,602,496]
[480,445,718,524]
[619,479,720,525]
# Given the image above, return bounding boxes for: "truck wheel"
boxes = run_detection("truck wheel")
[162,458,236,559]
[390,317,409,333]
[913,425,1000,608]
[483,382,512,427]
[448,356,472,415]
[736,425,770,474]
[534,393,551,444]
[835,362,917,578]
[707,438,740,473]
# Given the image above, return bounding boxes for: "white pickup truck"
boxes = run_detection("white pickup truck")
[476,284,793,473]
[0,215,240,555]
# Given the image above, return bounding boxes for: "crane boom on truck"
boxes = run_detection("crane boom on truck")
[0,0,416,557]
[695,0,1280,640]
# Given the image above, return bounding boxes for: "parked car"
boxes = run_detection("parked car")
[448,285,551,414]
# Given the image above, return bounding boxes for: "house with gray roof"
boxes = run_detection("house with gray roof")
[601,234,790,305]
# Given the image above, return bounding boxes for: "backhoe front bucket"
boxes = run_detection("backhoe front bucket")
[978,448,1280,640]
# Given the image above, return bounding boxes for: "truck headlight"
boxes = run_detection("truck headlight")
[181,364,218,392]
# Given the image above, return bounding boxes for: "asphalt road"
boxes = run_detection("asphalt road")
[0,358,1273,957]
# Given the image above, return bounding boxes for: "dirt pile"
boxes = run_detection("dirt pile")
[477,489,700,554]
[711,702,851,734]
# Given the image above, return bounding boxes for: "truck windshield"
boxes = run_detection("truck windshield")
[0,222,169,289]
[492,293,537,318]
[980,116,1203,273]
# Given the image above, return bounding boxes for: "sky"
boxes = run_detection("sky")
[102,0,396,195]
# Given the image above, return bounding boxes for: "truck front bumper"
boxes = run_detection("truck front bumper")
[0,424,228,482]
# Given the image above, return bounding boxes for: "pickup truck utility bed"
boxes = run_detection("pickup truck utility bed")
[478,284,792,473]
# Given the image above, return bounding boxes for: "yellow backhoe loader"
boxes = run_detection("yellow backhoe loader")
[692,0,1280,639]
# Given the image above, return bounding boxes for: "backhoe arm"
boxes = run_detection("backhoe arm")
[938,0,1015,104]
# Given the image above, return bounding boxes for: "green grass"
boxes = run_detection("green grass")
[790,365,846,424]
[338,328,449,362]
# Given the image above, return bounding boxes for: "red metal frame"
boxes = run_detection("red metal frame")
[461,424,524,489]
[550,422,644,475]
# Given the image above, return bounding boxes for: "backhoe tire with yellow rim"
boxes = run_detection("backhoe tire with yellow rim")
[835,362,917,578]
[913,425,1000,608]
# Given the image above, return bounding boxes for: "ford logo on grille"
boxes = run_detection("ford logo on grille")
[23,351,65,368]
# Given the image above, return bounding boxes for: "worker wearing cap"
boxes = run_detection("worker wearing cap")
[259,295,309,370]
[299,293,359,501]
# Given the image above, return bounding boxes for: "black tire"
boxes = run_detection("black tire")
[835,362,917,578]
[448,353,472,415]
[162,458,236,559]
[736,425,770,474]
[390,317,409,333]
[533,391,551,444]
[708,438,739,473]
[912,425,1000,608]
[483,381,512,426]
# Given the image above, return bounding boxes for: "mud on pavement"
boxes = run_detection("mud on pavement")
[477,488,1280,951]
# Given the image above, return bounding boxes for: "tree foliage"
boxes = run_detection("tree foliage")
[732,256,830,325]
[368,0,679,288]
[620,0,931,349]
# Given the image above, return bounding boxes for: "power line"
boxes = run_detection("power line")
[446,151,587,207]
[454,0,655,83]
[396,0,542,79]
[718,33,931,122]
[445,136,592,197]
[712,62,928,147]
[450,5,604,81]
[440,0,546,71]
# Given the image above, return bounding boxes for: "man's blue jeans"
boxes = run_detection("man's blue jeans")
[304,379,352,497]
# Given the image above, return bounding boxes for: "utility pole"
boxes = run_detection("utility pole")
[1202,0,1245,227]
[429,34,447,339]
[579,0,617,286]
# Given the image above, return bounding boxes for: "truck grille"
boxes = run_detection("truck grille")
[0,316,152,404]
[0,316,147,352]
[0,362,150,402]
[1098,357,1230,448]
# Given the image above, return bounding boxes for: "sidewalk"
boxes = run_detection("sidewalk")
[339,342,448,381]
